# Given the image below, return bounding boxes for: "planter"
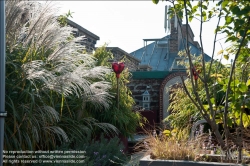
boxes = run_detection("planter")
[140,155,247,166]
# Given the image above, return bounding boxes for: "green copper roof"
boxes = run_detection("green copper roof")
[131,71,179,79]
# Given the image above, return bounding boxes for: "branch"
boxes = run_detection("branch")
[180,75,210,122]
[208,7,222,76]
[183,0,212,124]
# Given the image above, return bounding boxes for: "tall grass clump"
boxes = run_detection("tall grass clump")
[5,0,117,151]
[135,128,196,161]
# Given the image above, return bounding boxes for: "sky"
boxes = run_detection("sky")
[57,1,231,63]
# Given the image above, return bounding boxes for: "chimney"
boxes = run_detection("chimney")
[169,16,180,53]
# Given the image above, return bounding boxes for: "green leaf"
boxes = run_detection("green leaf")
[152,0,159,4]
[230,79,240,87]
[192,6,198,13]
[239,30,245,37]
[221,1,229,9]
[239,8,249,15]
[208,11,213,19]
[215,118,222,124]
[235,110,240,118]
[189,16,194,22]
[237,83,248,93]
[217,0,223,6]
[225,16,233,24]
[246,79,250,86]
[227,119,233,127]
[210,98,215,104]
[223,84,227,91]
[243,114,250,127]
[225,36,236,43]
[202,11,207,21]
[203,104,209,110]
[202,5,207,10]
[224,54,229,60]
[231,6,241,15]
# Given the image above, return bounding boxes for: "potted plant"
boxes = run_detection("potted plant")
[137,128,250,165]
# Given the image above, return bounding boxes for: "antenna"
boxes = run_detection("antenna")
[164,5,171,34]
[174,14,178,29]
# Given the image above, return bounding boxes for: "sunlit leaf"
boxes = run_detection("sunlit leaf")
[237,83,248,93]
[243,114,250,127]
[211,74,223,77]
[221,1,228,9]
[225,16,233,24]
[210,98,215,104]
[246,79,250,86]
[217,50,223,55]
[163,130,171,136]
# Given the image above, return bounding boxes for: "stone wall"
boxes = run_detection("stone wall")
[128,72,187,124]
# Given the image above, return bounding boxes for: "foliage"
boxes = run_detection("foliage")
[153,0,250,163]
[166,82,200,130]
[5,0,117,151]
[57,134,128,166]
[166,55,229,130]
[58,10,74,27]
[135,128,195,161]
[86,46,144,138]
[82,135,128,166]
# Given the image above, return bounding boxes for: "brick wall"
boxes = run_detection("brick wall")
[169,17,178,53]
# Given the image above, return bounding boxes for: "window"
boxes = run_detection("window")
[144,97,149,101]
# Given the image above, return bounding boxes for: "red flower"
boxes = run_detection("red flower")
[112,62,125,78]
[192,67,201,80]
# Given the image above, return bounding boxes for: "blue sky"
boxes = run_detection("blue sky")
[57,1,231,63]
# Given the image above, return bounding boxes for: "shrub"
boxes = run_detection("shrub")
[81,135,128,166]
[56,134,128,166]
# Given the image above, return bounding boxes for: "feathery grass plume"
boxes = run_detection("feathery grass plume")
[6,0,112,100]
[5,0,116,150]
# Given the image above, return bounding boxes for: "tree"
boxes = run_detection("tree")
[153,0,250,163]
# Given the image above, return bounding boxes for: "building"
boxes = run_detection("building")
[106,47,140,71]
[67,19,100,53]
[67,19,141,70]
[66,16,210,128]
[127,15,211,126]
